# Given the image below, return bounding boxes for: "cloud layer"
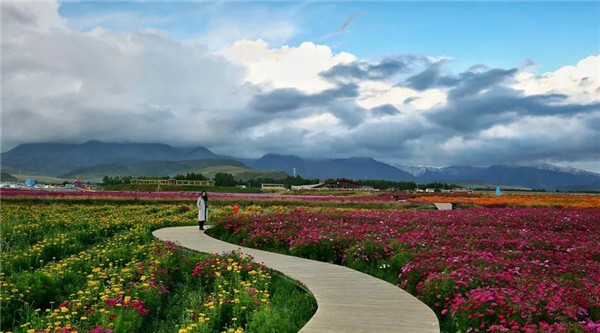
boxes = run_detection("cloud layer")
[2,2,599,171]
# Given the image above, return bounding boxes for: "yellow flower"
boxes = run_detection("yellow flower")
[80,316,87,320]
[178,329,188,333]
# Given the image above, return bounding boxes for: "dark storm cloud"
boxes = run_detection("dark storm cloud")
[403,97,420,104]
[371,104,401,116]
[428,87,600,132]
[438,111,600,168]
[2,4,37,26]
[404,61,458,91]
[249,83,359,113]
[408,63,599,133]
[349,120,426,153]
[321,56,431,81]
[449,68,518,99]
[404,62,516,95]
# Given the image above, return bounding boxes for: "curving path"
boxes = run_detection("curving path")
[153,226,440,332]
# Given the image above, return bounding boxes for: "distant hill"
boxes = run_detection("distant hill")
[3,141,600,191]
[241,154,600,190]
[60,159,245,183]
[1,141,219,176]
[242,154,415,181]
[196,166,288,182]
[0,172,18,182]
[395,164,600,191]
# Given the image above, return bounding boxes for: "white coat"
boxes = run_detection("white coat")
[197,196,208,221]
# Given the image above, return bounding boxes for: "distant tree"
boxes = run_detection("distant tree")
[360,180,416,191]
[102,176,112,185]
[214,173,237,187]
[174,172,207,181]
[102,175,132,185]
[416,182,460,190]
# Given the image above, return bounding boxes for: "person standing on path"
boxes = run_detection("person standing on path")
[197,191,208,230]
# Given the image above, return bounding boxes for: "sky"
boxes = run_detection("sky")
[2,1,600,171]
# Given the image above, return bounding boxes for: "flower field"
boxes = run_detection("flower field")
[4,188,600,209]
[0,201,315,333]
[0,189,398,204]
[208,207,600,332]
[409,193,600,209]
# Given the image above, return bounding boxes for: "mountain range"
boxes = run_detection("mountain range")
[2,141,600,191]
[1,140,217,175]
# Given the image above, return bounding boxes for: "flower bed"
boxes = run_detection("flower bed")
[0,188,401,203]
[208,208,600,332]
[0,202,315,333]
[409,193,600,209]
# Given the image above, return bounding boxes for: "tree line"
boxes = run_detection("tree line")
[102,172,459,191]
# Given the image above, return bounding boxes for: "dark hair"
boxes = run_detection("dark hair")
[201,191,208,200]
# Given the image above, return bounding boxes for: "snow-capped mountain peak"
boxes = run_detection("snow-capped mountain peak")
[393,165,444,177]
[533,164,600,176]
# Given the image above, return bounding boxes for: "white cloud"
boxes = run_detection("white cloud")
[1,2,256,150]
[480,115,587,141]
[513,55,600,103]
[220,39,356,93]
[441,136,484,153]
[356,81,447,112]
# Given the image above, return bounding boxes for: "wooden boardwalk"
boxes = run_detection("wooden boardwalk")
[153,226,440,332]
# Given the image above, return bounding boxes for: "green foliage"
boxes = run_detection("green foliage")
[102,175,132,185]
[174,172,207,180]
[360,179,417,191]
[214,172,237,186]
[1,172,18,182]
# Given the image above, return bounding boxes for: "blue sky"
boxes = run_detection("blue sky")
[59,1,600,73]
[3,1,600,172]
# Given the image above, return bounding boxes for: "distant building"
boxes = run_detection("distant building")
[131,178,215,186]
[451,188,473,194]
[318,178,362,189]
[291,183,324,190]
[425,188,436,193]
[0,182,17,188]
[261,183,285,191]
